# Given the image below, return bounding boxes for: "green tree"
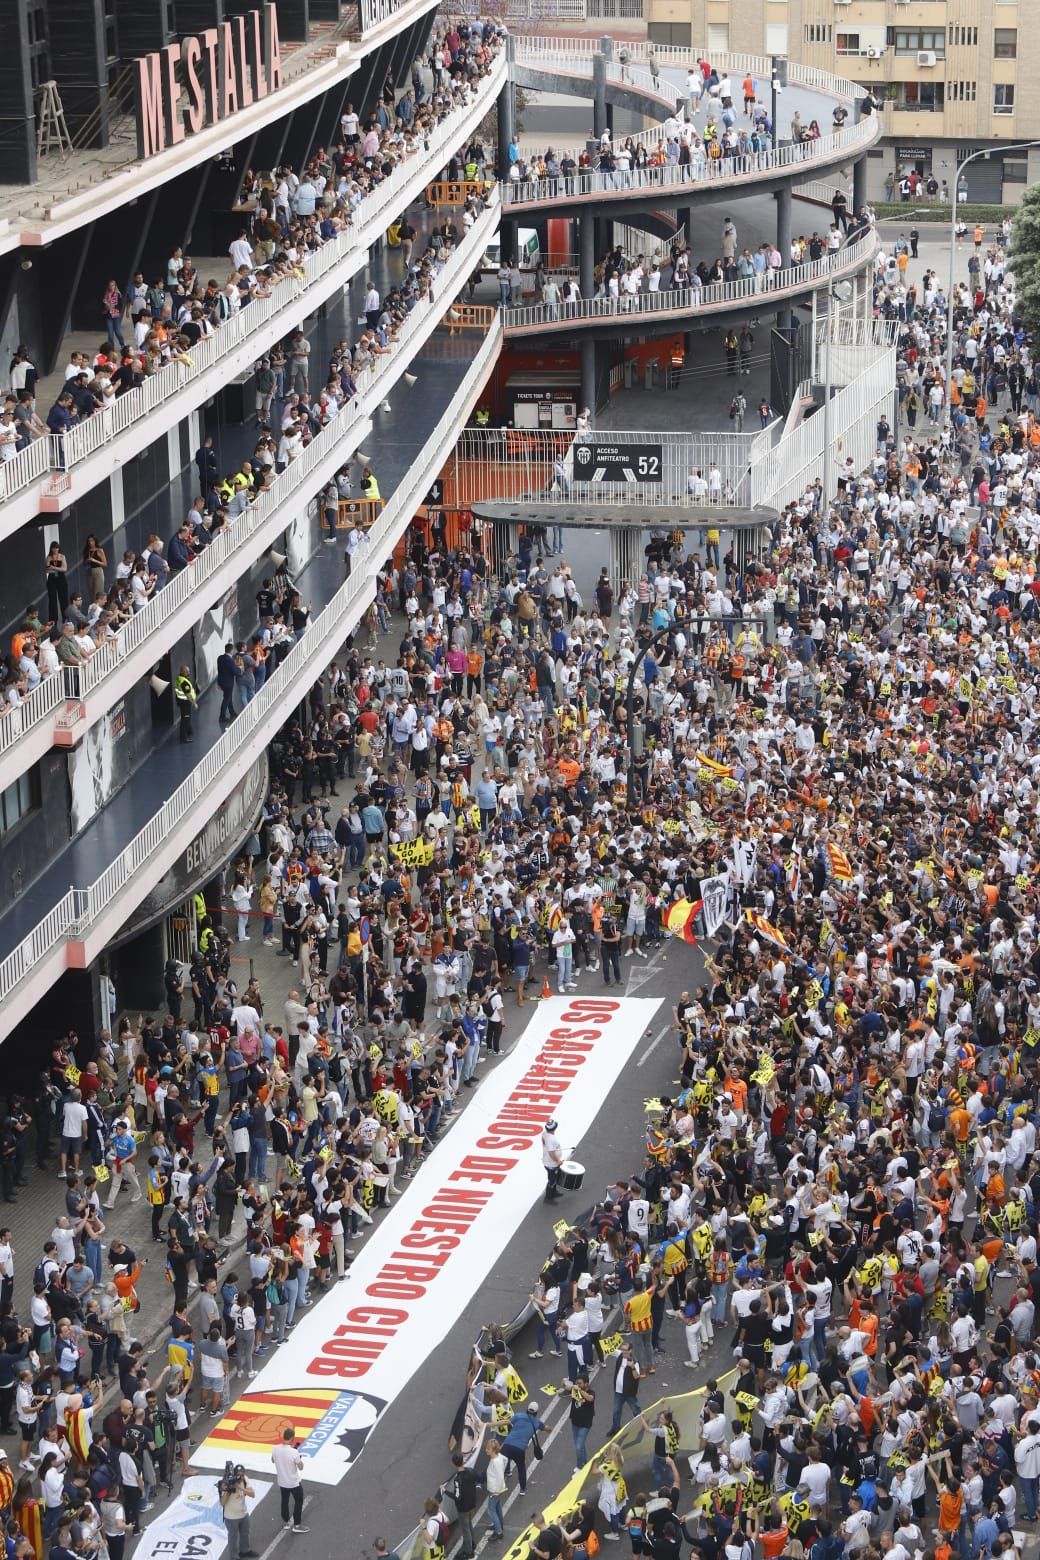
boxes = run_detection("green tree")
[1012,183,1040,334]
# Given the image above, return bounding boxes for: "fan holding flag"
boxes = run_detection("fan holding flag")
[664,895,702,945]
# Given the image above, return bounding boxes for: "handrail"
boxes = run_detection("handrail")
[73,194,498,700]
[0,435,53,506]
[0,198,500,773]
[502,118,875,207]
[501,230,879,329]
[511,36,864,103]
[0,668,70,755]
[0,322,504,1024]
[2,52,506,503]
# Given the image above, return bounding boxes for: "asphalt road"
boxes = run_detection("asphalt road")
[283,942,717,1556]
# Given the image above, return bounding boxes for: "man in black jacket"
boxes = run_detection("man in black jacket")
[449,1453,479,1557]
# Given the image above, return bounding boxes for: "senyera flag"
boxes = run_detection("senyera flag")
[826,843,854,883]
[744,909,789,950]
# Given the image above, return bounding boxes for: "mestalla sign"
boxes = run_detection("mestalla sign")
[135,3,283,160]
[360,0,406,32]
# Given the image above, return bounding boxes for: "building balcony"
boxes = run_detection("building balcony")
[500,229,880,339]
[0,47,507,536]
[0,194,501,797]
[501,116,879,216]
[0,0,447,250]
[0,319,503,1041]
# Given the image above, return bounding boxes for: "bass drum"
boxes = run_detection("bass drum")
[557,1161,585,1192]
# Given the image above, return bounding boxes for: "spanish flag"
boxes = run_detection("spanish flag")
[744,910,789,950]
[826,843,853,882]
[696,752,735,778]
[665,897,702,945]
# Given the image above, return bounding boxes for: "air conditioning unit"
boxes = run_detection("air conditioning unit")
[867,45,885,57]
[917,49,937,65]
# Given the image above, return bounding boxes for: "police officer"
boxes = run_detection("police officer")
[174,664,197,743]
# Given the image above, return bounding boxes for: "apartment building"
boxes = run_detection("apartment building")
[644,0,1040,201]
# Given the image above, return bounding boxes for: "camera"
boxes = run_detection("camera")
[219,1460,246,1494]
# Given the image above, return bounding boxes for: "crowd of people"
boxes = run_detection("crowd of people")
[219,212,1040,1560]
[0,44,499,720]
[4,19,1040,1560]
[504,61,861,206]
[2,18,502,453]
[524,210,872,323]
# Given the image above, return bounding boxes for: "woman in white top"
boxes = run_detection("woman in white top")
[100,1488,132,1560]
[485,1438,508,1537]
[164,1372,193,1475]
[40,1451,68,1538]
[232,1293,257,1379]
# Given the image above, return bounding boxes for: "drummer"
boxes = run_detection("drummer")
[541,1119,564,1204]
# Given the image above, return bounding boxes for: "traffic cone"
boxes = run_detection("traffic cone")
[540,974,552,1000]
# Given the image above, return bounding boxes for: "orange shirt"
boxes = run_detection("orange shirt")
[726,1077,748,1114]
[761,1528,788,1560]
[949,1108,971,1143]
[556,757,581,788]
[859,1311,879,1357]
[939,1489,963,1534]
[113,1264,142,1307]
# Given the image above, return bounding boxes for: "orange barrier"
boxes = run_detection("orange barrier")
[425,179,490,209]
[447,304,496,335]
[337,497,383,529]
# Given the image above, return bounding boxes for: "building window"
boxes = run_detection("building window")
[804,22,831,42]
[836,32,861,54]
[893,29,945,55]
[1004,159,1027,181]
[0,770,40,835]
[994,27,1017,56]
[946,24,978,45]
[706,23,729,51]
[894,81,945,110]
[948,80,977,101]
[993,83,1015,114]
[765,22,789,52]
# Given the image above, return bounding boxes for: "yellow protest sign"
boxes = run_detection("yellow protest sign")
[391,837,434,868]
[503,1365,528,1403]
[750,1053,775,1086]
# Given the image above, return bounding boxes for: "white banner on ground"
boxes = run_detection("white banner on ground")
[135,1476,271,1560]
[698,875,730,939]
[191,996,662,1486]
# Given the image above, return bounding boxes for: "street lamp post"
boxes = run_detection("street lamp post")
[943,140,1040,428]
[770,56,787,151]
[625,615,769,806]
[821,279,853,508]
[626,622,674,808]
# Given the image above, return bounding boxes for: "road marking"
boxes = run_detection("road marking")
[637,1024,671,1068]
[254,1495,312,1560]
[450,1305,625,1559]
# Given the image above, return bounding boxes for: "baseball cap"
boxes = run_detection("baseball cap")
[527,1400,539,1413]
[545,1119,557,1131]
